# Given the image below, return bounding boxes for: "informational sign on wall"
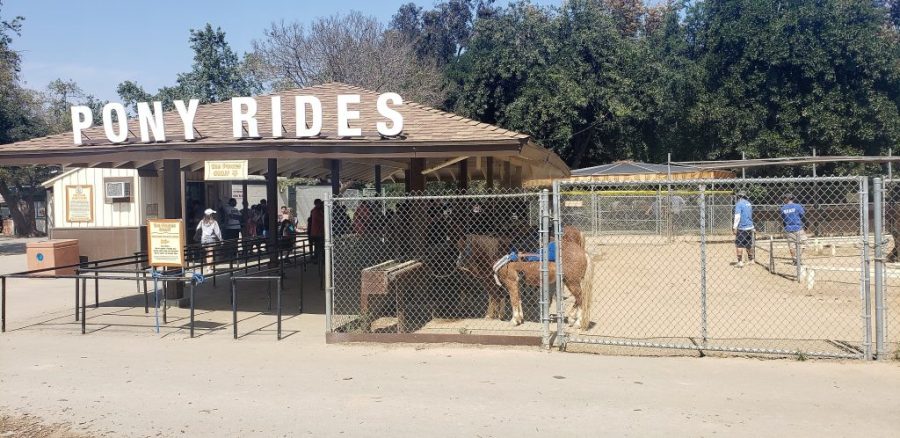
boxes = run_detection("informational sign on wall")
[65,185,94,222]
[146,219,185,268]
[205,160,248,181]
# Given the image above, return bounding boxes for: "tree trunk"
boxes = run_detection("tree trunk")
[0,180,38,237]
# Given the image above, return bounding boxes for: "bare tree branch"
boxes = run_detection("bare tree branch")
[251,11,445,106]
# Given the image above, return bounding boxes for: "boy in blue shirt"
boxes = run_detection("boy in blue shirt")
[732,191,755,267]
[780,193,807,264]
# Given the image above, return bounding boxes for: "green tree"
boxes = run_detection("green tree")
[680,0,900,177]
[391,0,496,66]
[118,24,259,111]
[451,0,650,167]
[0,2,54,236]
[44,78,105,132]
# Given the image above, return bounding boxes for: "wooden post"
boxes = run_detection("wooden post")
[241,181,249,209]
[511,165,522,188]
[162,159,184,300]
[330,159,341,196]
[163,160,182,220]
[267,159,278,264]
[458,159,469,191]
[486,157,495,191]
[374,165,382,196]
[502,161,512,189]
[409,158,426,192]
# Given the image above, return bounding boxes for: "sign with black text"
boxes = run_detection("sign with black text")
[146,219,185,268]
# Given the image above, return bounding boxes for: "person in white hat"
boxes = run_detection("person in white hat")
[196,208,222,273]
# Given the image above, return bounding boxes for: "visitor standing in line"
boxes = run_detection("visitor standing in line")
[196,209,222,274]
[308,199,324,264]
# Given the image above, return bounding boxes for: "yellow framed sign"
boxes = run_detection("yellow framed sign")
[146,219,185,268]
[65,185,94,222]
[204,160,248,180]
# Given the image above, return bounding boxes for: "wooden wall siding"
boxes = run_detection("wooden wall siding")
[50,227,143,261]
[53,168,162,228]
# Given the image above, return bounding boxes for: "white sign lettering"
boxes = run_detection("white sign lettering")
[336,94,361,137]
[70,93,405,145]
[174,99,199,140]
[137,101,166,142]
[296,95,322,137]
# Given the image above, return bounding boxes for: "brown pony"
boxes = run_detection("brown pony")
[457,226,593,330]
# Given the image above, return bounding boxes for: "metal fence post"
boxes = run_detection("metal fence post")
[699,183,708,347]
[552,180,566,348]
[591,187,598,236]
[189,279,195,338]
[74,277,80,322]
[324,194,334,334]
[1,276,5,333]
[540,189,551,348]
[277,277,283,340]
[873,177,886,359]
[860,177,873,359]
[768,235,775,273]
[231,277,237,339]
[80,272,86,335]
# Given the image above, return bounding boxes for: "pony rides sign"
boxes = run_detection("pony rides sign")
[68,93,404,145]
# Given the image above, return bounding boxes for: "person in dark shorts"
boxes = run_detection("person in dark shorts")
[732,190,755,268]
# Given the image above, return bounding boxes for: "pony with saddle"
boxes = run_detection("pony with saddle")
[456,226,593,330]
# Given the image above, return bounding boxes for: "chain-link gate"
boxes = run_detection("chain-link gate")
[878,178,899,359]
[325,190,552,345]
[554,177,870,359]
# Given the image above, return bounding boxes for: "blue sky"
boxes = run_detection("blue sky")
[5,0,561,102]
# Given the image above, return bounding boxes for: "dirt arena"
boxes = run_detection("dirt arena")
[331,230,899,359]
[566,232,895,358]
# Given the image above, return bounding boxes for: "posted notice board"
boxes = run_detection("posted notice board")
[65,185,94,222]
[146,219,185,268]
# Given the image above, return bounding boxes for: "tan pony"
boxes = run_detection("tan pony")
[456,226,593,330]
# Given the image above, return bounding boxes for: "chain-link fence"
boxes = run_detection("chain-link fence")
[559,186,736,239]
[554,177,869,359]
[325,190,551,344]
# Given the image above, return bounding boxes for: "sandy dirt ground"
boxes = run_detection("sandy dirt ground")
[2,323,900,437]
[2,237,900,437]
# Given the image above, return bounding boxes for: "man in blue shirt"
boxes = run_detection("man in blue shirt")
[732,191,755,268]
[780,193,807,264]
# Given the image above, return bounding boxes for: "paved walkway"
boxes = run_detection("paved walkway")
[0,251,898,437]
